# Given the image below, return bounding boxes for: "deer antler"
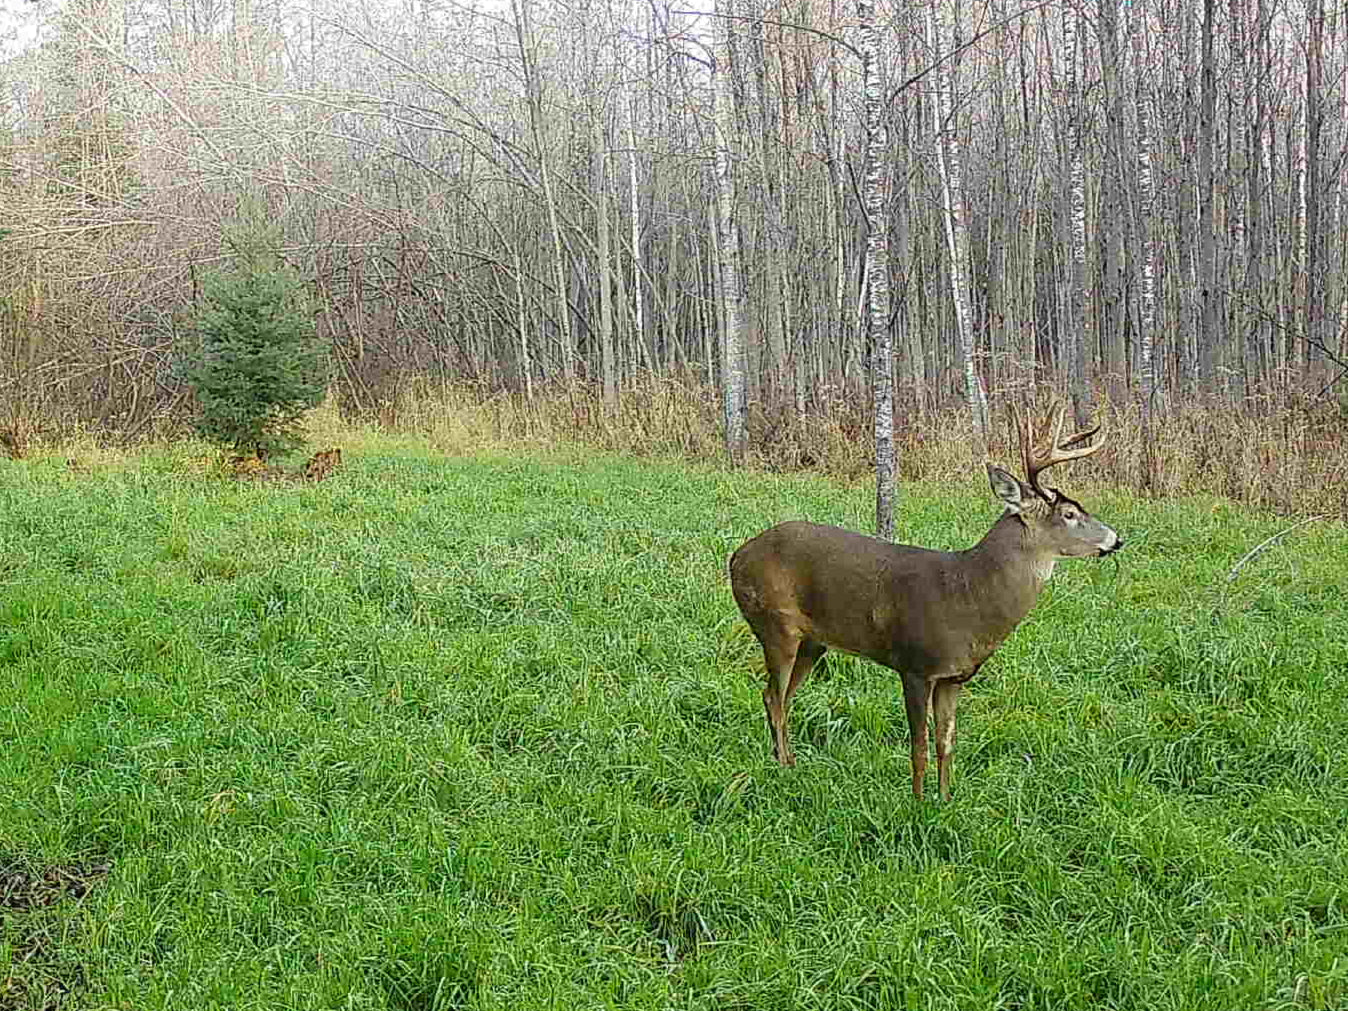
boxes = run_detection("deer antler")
[1012,401,1107,500]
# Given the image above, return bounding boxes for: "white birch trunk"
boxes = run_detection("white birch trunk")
[714,0,747,466]
[1097,0,1128,395]
[1197,0,1219,392]
[512,0,573,382]
[626,97,644,380]
[1131,0,1158,423]
[1303,0,1324,381]
[1227,0,1248,392]
[1338,30,1348,368]
[1064,0,1090,421]
[752,14,789,408]
[859,0,894,539]
[927,0,987,442]
[594,105,615,409]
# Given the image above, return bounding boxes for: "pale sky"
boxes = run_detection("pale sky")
[1,0,45,58]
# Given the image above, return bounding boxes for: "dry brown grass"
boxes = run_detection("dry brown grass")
[341,374,1346,520]
[11,374,1342,520]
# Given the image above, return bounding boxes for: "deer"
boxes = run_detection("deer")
[728,402,1122,801]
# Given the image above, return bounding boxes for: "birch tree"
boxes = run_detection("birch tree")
[1063,0,1090,422]
[1096,0,1128,396]
[714,0,747,466]
[1131,0,1158,466]
[926,0,987,443]
[859,0,894,538]
[593,102,616,409]
[1227,0,1249,392]
[750,7,790,408]
[512,0,574,382]
[1245,0,1272,388]
[1303,0,1325,379]
[625,96,645,384]
[1196,0,1219,392]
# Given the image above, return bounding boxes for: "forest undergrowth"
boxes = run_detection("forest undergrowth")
[7,373,1345,520]
[329,374,1348,521]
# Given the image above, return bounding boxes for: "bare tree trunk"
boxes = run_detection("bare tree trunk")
[512,0,572,382]
[625,98,645,378]
[1303,0,1324,382]
[1175,6,1199,398]
[898,134,924,415]
[1247,0,1271,392]
[1227,0,1248,396]
[1026,156,1044,380]
[1064,0,1091,422]
[751,9,789,410]
[1197,0,1220,394]
[514,247,534,402]
[1097,0,1128,399]
[714,0,747,467]
[1131,0,1158,481]
[820,13,853,395]
[1336,18,1348,375]
[859,0,894,539]
[593,105,616,410]
[927,0,987,445]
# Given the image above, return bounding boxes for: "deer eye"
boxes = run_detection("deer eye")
[1061,508,1078,521]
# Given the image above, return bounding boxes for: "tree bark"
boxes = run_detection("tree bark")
[593,103,616,409]
[927,0,987,445]
[626,97,645,385]
[1303,0,1324,381]
[1197,0,1220,393]
[714,0,747,467]
[1064,0,1091,422]
[1097,0,1128,399]
[512,0,573,382]
[859,0,894,539]
[1131,0,1158,481]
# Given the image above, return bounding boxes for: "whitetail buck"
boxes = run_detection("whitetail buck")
[729,403,1122,801]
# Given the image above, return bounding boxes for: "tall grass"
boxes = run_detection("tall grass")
[2,434,1346,1009]
[12,371,1344,519]
[347,374,1347,520]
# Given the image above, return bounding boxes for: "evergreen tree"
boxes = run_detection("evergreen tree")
[180,235,329,459]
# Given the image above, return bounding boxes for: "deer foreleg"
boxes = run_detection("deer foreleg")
[932,679,963,802]
[903,678,935,800]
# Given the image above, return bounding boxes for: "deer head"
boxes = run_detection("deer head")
[989,402,1120,560]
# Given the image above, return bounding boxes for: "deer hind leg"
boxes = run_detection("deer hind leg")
[783,639,825,720]
[902,677,935,800]
[757,633,803,766]
[931,679,963,802]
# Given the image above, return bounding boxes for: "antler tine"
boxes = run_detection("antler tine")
[1025,401,1107,498]
[1046,401,1067,452]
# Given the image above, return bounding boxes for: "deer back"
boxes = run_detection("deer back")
[730,519,1047,678]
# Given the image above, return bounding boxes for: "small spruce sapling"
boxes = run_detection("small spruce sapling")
[180,234,330,460]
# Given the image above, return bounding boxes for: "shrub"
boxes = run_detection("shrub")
[179,234,329,459]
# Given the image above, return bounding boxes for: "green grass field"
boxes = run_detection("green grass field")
[2,441,1346,1010]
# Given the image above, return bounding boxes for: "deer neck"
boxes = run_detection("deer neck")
[958,512,1057,618]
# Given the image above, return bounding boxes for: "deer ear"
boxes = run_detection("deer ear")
[986,464,1025,514]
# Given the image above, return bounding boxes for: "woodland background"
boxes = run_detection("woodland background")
[1,0,1346,515]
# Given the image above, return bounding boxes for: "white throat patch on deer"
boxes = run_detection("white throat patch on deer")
[729,401,1121,801]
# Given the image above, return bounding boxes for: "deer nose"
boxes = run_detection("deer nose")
[1100,537,1123,556]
